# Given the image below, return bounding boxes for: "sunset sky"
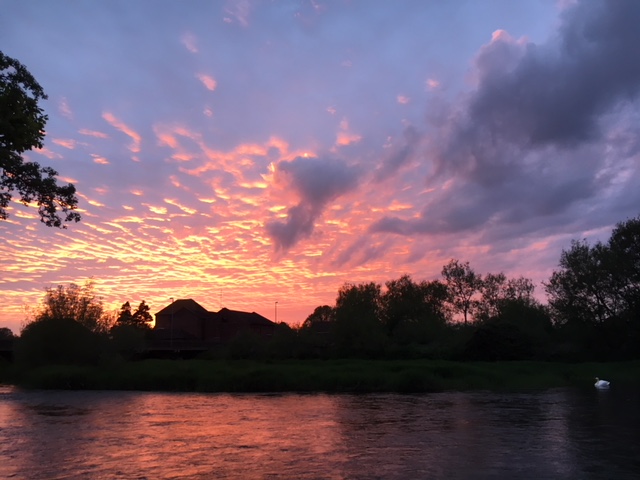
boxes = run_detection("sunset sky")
[2,0,639,333]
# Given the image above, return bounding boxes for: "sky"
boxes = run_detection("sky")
[2,0,639,333]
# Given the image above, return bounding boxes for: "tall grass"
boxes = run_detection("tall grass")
[4,359,640,393]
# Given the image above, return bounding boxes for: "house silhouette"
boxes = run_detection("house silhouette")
[154,299,275,346]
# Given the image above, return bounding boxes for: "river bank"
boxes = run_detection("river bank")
[2,359,639,393]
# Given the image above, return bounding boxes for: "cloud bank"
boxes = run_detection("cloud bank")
[371,0,640,239]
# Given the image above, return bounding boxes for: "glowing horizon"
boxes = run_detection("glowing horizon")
[2,1,639,333]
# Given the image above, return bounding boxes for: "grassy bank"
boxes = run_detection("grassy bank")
[2,359,639,393]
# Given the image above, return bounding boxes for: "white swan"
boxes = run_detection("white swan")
[594,377,610,389]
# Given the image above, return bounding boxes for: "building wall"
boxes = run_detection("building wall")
[156,310,205,339]
[155,304,275,344]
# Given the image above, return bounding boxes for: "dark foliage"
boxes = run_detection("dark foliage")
[463,322,534,361]
[0,50,80,227]
[545,215,640,359]
[110,323,148,360]
[6,214,639,367]
[115,301,153,330]
[15,317,105,367]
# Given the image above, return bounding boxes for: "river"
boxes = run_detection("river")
[0,385,638,479]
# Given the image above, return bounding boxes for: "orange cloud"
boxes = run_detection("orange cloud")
[92,155,110,165]
[164,198,198,215]
[147,204,168,215]
[58,175,78,183]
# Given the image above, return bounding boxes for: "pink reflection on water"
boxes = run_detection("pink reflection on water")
[0,389,346,479]
[1,386,637,479]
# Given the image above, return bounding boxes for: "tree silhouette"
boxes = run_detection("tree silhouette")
[333,282,385,356]
[442,259,481,325]
[29,280,110,334]
[116,300,152,329]
[0,50,80,227]
[116,301,134,324]
[302,305,335,331]
[132,301,153,329]
[381,275,448,342]
[546,215,640,327]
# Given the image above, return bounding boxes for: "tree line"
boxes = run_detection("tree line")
[0,281,155,366]
[292,215,639,361]
[3,215,637,366]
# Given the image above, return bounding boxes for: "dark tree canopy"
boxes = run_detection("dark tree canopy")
[132,300,153,328]
[116,301,134,325]
[333,282,386,356]
[546,215,640,327]
[302,305,335,330]
[28,281,111,334]
[115,300,153,329]
[0,50,80,227]
[441,259,481,324]
[381,275,448,338]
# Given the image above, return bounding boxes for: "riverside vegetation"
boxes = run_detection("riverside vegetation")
[1,215,639,392]
[2,359,640,393]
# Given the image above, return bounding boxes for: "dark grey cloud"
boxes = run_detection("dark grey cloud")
[466,0,640,149]
[372,0,640,240]
[266,156,360,251]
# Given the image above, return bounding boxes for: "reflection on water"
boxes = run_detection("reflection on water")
[0,385,638,479]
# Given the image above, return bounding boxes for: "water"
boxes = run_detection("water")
[0,386,639,479]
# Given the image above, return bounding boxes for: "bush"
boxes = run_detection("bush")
[15,318,106,368]
[463,322,534,361]
[110,324,147,360]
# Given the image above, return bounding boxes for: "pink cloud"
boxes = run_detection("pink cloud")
[224,0,251,26]
[79,129,109,139]
[52,138,77,149]
[335,118,361,147]
[181,32,198,53]
[425,78,440,90]
[196,73,217,91]
[34,147,62,159]
[58,97,73,119]
[102,112,142,153]
[92,154,110,165]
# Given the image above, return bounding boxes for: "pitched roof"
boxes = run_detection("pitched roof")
[155,300,275,326]
[214,307,275,327]
[155,299,209,316]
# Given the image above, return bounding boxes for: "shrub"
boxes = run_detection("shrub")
[15,317,105,368]
[463,321,534,361]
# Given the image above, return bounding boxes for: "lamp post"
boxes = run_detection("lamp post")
[275,301,278,323]
[169,297,174,349]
